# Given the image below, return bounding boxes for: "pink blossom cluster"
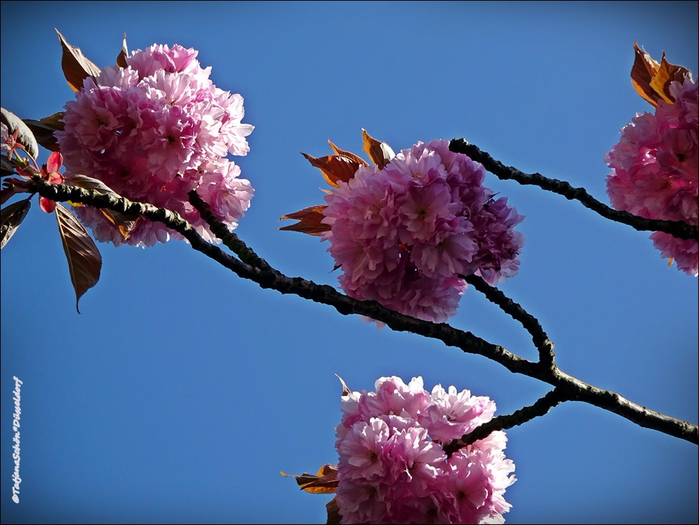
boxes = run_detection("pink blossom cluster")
[605,78,698,275]
[56,43,254,247]
[322,139,524,323]
[335,376,515,524]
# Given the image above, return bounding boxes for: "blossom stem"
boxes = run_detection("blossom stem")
[449,139,699,242]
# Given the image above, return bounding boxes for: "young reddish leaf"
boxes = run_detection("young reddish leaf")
[279,204,330,236]
[630,42,659,106]
[361,129,395,170]
[68,174,139,239]
[302,153,362,188]
[55,203,102,313]
[1,107,39,160]
[1,198,31,249]
[327,140,369,168]
[630,43,691,107]
[326,497,341,525]
[40,196,57,214]
[116,33,129,68]
[649,52,692,104]
[55,29,101,92]
[280,464,338,494]
[23,112,65,153]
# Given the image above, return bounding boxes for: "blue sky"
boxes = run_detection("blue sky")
[1,2,697,523]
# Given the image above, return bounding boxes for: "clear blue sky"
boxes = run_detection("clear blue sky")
[1,2,697,523]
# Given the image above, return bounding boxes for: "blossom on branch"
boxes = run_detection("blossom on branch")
[56,42,254,247]
[605,44,698,275]
[282,132,524,323]
[334,376,515,524]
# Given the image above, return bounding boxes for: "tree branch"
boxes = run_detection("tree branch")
[460,274,555,367]
[449,139,699,242]
[28,178,699,445]
[443,388,568,457]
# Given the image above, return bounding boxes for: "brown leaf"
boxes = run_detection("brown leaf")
[1,198,31,249]
[116,33,129,68]
[302,153,362,188]
[630,42,660,106]
[1,107,39,160]
[327,140,369,168]
[23,112,65,153]
[55,29,101,92]
[326,497,341,525]
[55,203,102,313]
[279,204,330,236]
[67,174,139,239]
[631,42,692,107]
[281,464,338,494]
[362,129,395,170]
[650,52,691,104]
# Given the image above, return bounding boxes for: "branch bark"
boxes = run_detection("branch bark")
[449,139,699,242]
[29,178,699,445]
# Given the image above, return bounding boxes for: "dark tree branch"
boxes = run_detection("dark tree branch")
[28,178,699,445]
[449,139,699,242]
[187,189,274,272]
[443,388,568,457]
[460,274,555,367]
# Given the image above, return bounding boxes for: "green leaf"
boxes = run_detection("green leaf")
[1,198,31,249]
[55,203,102,313]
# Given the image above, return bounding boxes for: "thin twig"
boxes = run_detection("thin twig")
[443,388,568,457]
[461,274,555,367]
[449,139,698,242]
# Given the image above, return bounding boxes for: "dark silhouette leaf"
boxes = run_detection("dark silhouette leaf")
[1,107,39,159]
[55,203,102,313]
[1,156,15,177]
[55,29,101,92]
[23,112,65,153]
[1,198,31,249]
[326,497,341,525]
